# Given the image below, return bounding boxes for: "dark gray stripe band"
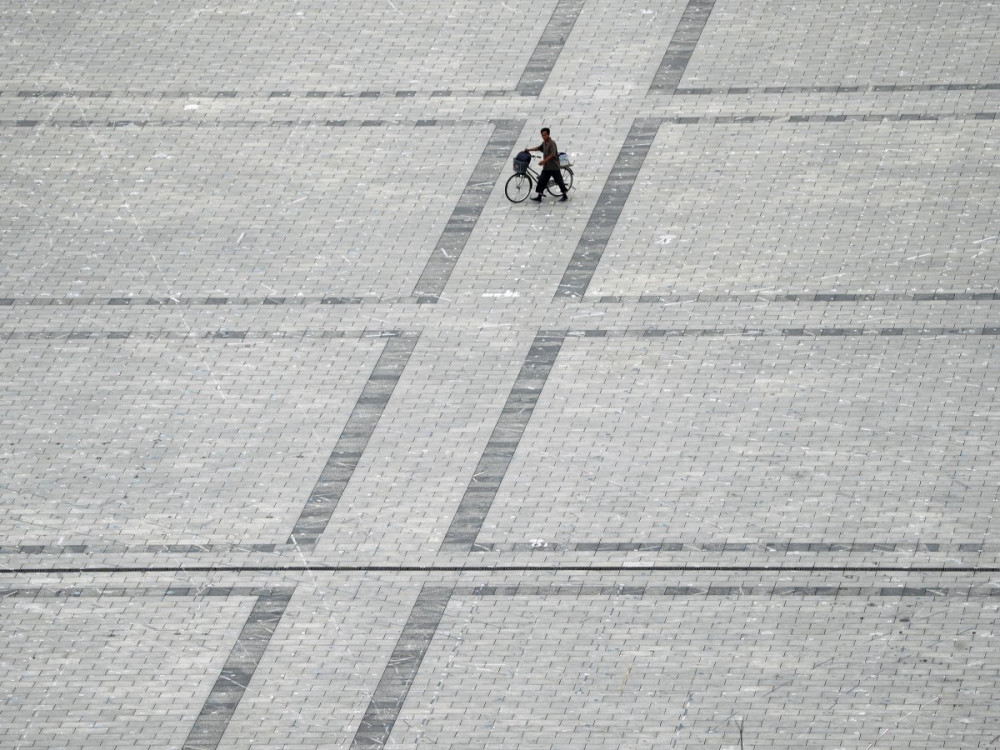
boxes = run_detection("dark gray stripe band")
[350,585,453,749]
[474,541,986,553]
[287,334,418,549]
[3,535,997,557]
[0,586,294,598]
[458,584,981,597]
[441,331,566,551]
[9,82,997,98]
[602,291,1000,304]
[648,0,716,94]
[677,82,1000,95]
[2,326,997,346]
[555,119,662,299]
[4,113,995,129]
[1,289,997,307]
[413,120,525,303]
[516,0,586,96]
[0,584,991,598]
[183,591,293,750]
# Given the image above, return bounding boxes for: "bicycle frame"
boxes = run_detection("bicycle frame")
[505,155,574,202]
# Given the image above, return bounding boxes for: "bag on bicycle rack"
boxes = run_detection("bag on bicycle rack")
[513,151,532,174]
[558,152,573,168]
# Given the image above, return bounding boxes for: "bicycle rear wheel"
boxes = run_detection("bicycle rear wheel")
[505,173,533,203]
[545,167,574,196]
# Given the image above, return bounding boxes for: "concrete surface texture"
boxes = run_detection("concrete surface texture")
[1,0,999,748]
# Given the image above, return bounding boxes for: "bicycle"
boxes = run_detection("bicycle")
[505,152,575,203]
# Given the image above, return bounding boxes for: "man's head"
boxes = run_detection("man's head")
[540,127,551,141]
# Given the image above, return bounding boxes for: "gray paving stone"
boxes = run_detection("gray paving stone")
[549,1,690,98]
[0,0,559,94]
[685,0,1000,90]
[2,123,497,300]
[185,591,293,750]
[442,331,566,551]
[480,334,999,549]
[413,120,525,303]
[0,337,384,547]
[382,580,1000,749]
[515,0,586,97]
[0,591,256,749]
[289,334,419,550]
[648,0,717,95]
[3,0,1000,748]
[556,118,662,299]
[349,585,453,749]
[586,119,1000,298]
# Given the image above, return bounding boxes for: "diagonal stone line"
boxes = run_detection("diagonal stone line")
[413,119,525,303]
[555,119,662,300]
[440,331,567,552]
[287,334,419,550]
[648,0,717,94]
[183,590,294,750]
[349,585,454,750]
[515,0,587,96]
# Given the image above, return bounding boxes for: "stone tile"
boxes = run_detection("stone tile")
[3,0,1000,747]
[0,0,559,94]
[390,588,1000,749]
[481,334,999,548]
[1,123,495,300]
[0,337,383,546]
[219,581,420,750]
[686,0,1000,89]
[0,592,255,750]
[586,119,1000,298]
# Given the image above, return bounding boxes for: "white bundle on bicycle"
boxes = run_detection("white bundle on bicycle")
[558,152,572,167]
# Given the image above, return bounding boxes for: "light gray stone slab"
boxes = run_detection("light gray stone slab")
[4,1,1000,748]
[288,334,419,550]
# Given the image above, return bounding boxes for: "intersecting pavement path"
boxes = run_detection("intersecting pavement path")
[2,1,999,748]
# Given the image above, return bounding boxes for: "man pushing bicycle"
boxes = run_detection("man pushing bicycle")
[524,127,569,203]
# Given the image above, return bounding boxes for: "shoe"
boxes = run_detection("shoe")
[530,195,542,202]
[559,194,568,202]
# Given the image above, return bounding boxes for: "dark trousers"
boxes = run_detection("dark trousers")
[536,168,567,195]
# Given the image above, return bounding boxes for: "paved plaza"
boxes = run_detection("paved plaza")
[2,1,999,748]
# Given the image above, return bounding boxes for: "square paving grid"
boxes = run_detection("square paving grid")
[1,123,496,301]
[476,332,999,554]
[0,587,259,750]
[0,336,384,548]
[2,0,1000,748]
[585,118,1000,299]
[1,0,557,95]
[681,0,1000,93]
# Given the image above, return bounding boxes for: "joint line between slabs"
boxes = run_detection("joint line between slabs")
[439,330,567,551]
[411,119,525,303]
[648,0,717,95]
[182,590,295,750]
[515,0,587,96]
[5,566,996,574]
[349,584,454,750]
[286,334,419,550]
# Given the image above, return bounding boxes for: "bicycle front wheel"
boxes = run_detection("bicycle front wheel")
[546,167,574,196]
[505,173,533,203]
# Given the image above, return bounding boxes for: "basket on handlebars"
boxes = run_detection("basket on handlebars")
[512,151,531,175]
